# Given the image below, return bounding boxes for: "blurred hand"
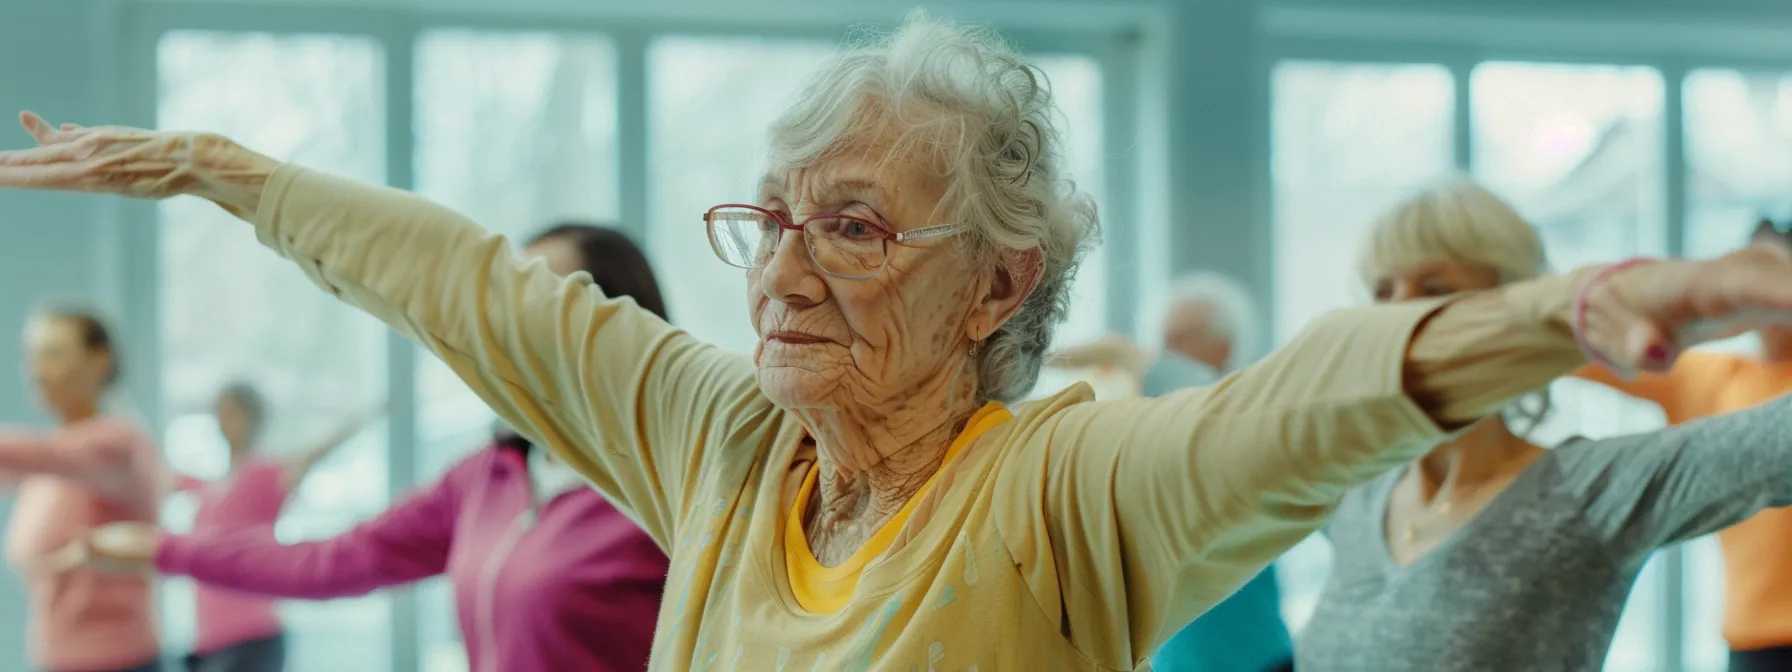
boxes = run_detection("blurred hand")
[1050,333,1154,379]
[0,111,275,218]
[1585,247,1792,374]
[50,522,159,576]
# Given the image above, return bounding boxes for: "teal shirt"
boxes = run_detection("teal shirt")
[1141,353,1294,672]
[1153,569,1291,672]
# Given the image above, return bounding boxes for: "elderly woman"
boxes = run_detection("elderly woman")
[1297,180,1792,670]
[8,17,1792,670]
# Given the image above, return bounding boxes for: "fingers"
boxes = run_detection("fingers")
[19,111,50,142]
[1624,321,1676,373]
[18,112,101,149]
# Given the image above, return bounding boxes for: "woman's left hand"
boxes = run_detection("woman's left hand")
[0,111,277,218]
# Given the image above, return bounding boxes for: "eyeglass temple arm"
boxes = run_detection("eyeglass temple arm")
[894,224,960,242]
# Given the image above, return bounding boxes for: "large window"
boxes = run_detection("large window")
[1270,61,1456,345]
[409,30,621,671]
[157,31,392,672]
[1268,61,1456,631]
[411,30,620,479]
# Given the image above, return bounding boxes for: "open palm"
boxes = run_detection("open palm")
[0,111,270,217]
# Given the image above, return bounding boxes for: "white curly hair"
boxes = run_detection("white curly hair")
[763,11,1100,403]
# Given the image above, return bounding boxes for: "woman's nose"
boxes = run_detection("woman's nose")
[758,227,826,306]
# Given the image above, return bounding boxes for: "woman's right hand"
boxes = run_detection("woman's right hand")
[0,111,278,219]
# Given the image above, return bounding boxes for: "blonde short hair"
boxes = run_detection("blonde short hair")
[1357,177,1549,290]
[1360,177,1553,436]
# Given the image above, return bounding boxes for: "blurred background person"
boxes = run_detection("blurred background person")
[1053,273,1293,672]
[0,308,164,672]
[1576,217,1792,672]
[73,225,669,672]
[167,382,383,672]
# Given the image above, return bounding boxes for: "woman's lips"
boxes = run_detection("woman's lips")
[765,330,831,345]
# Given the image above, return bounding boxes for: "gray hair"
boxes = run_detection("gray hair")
[1167,272,1260,370]
[764,12,1099,403]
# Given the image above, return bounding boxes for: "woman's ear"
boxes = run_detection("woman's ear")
[967,248,1045,341]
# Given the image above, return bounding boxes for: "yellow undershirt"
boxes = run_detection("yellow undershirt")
[784,402,1012,614]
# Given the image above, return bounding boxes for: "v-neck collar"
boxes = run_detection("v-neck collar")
[1371,453,1550,573]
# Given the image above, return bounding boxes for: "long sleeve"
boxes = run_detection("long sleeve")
[1558,392,1792,556]
[155,458,465,599]
[250,166,770,545]
[994,280,1591,669]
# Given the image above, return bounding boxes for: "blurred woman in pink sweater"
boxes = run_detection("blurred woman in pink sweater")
[78,225,669,672]
[2,307,164,672]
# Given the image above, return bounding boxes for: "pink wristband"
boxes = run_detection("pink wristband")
[1572,257,1657,370]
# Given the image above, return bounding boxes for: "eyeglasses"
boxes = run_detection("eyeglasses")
[704,203,961,280]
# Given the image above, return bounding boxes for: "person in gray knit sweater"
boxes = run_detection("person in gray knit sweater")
[1297,179,1792,671]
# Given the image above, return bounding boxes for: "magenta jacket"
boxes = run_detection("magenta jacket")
[155,445,667,672]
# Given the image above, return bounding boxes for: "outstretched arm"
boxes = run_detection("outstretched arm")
[1005,251,1792,669]
[1560,391,1792,555]
[0,113,768,547]
[87,453,474,598]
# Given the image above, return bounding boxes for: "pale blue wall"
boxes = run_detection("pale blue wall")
[0,1,113,669]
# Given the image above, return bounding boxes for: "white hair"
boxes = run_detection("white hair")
[763,12,1100,403]
[1167,272,1260,369]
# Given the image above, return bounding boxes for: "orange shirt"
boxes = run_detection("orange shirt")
[1579,352,1792,651]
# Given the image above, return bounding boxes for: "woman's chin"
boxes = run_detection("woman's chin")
[756,365,841,408]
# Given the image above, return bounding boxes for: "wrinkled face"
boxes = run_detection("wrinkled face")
[1369,260,1502,304]
[23,315,108,415]
[748,146,1010,411]
[1162,300,1232,372]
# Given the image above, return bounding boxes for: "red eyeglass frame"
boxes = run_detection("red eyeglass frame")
[703,203,961,280]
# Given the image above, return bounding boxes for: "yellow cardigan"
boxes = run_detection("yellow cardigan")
[251,165,1584,670]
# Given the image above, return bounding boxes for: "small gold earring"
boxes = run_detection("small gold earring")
[968,340,981,358]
